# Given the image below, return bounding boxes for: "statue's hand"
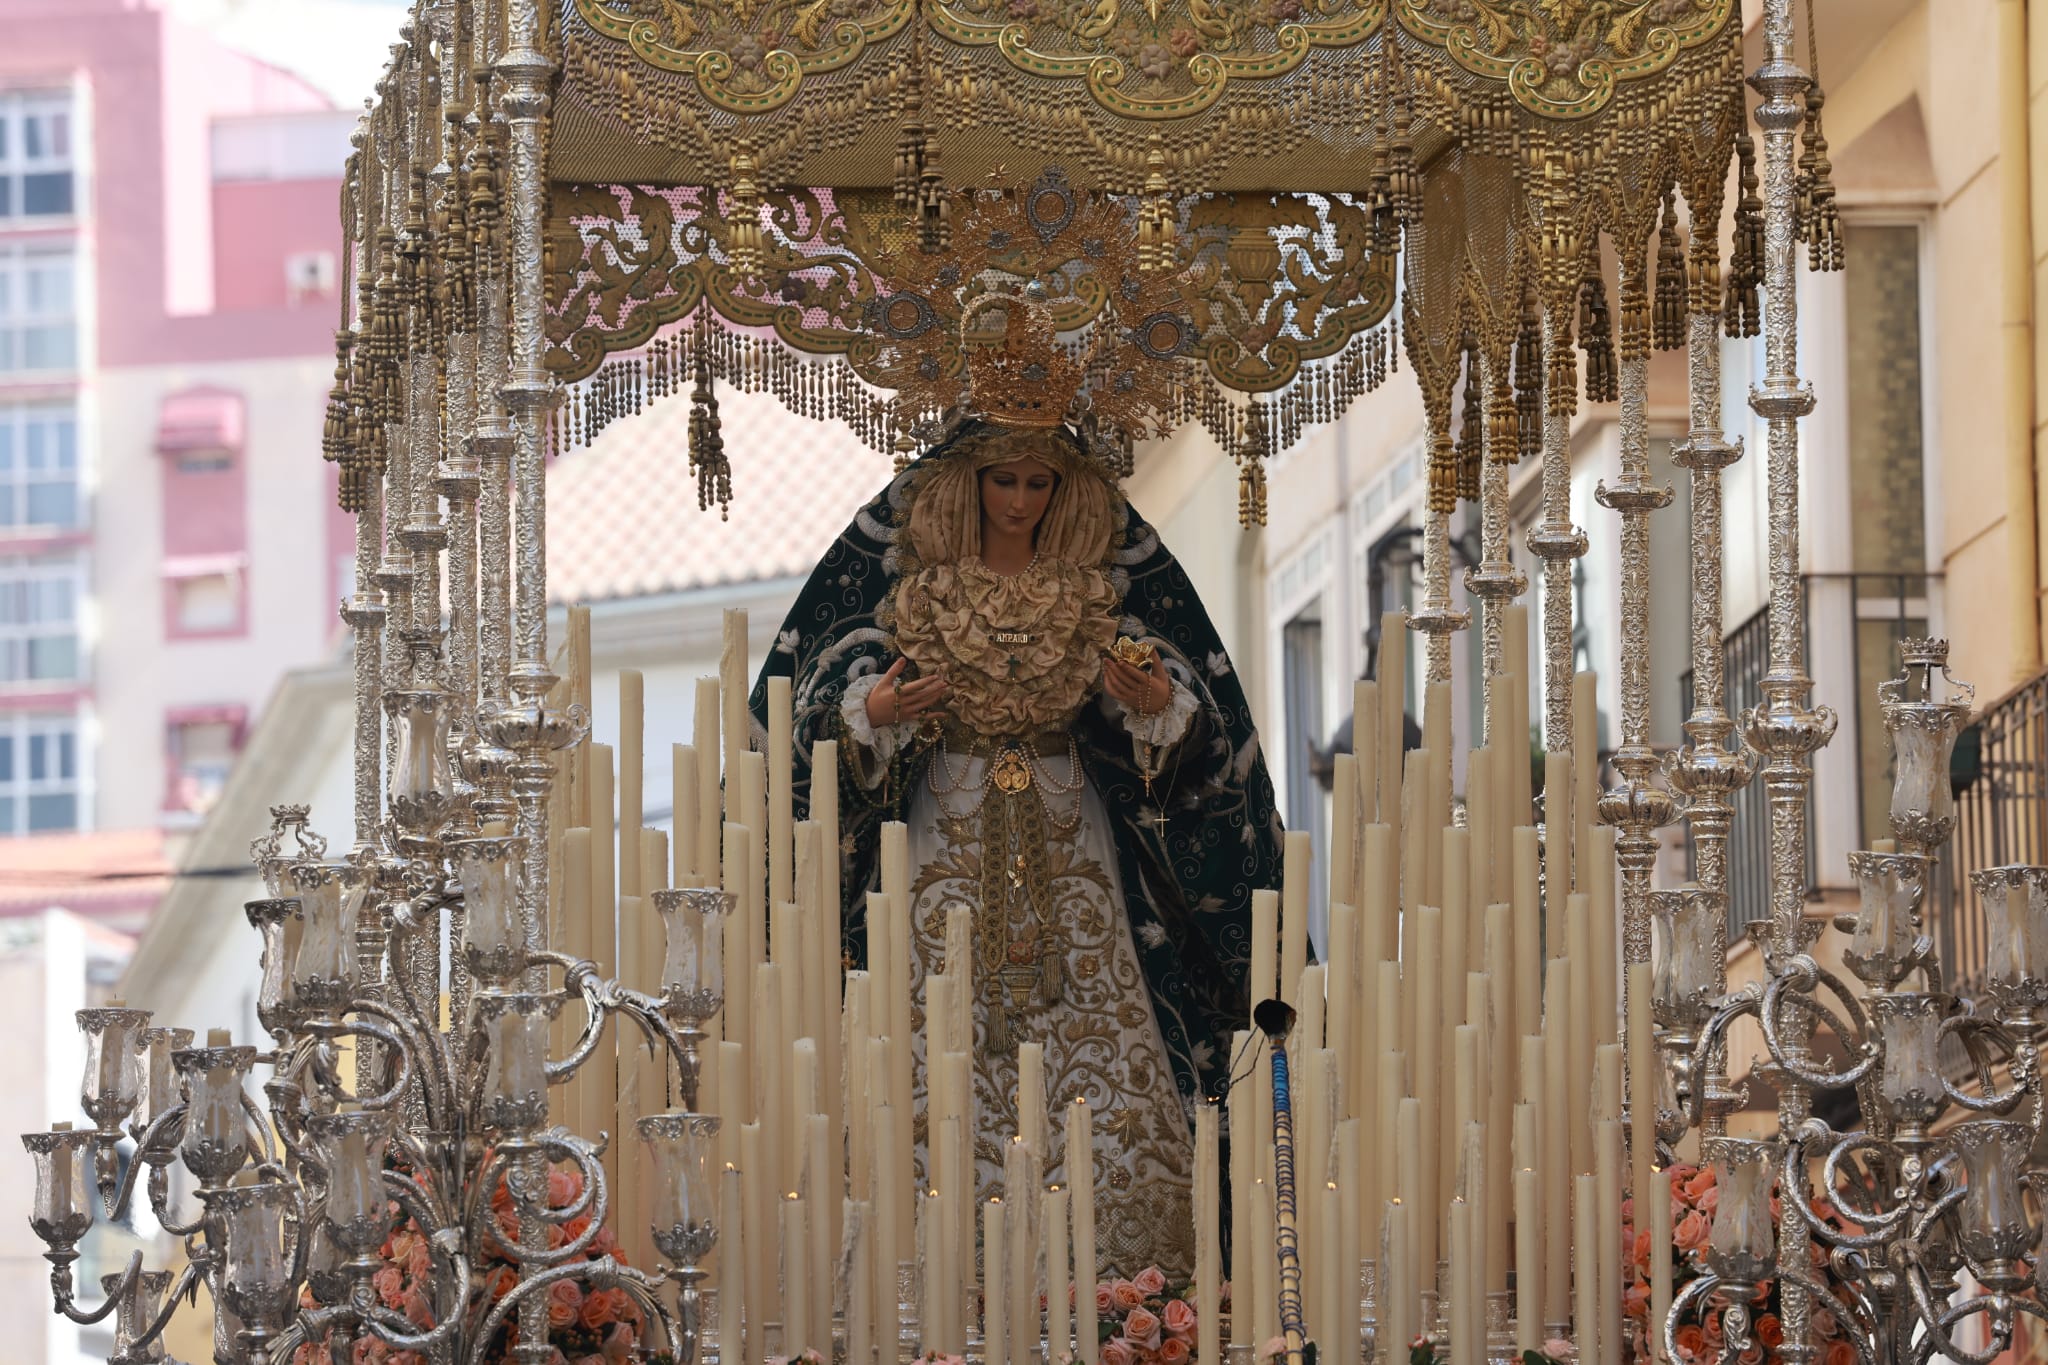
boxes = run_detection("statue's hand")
[866,656,949,729]
[1103,647,1170,717]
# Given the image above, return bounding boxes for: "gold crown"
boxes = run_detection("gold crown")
[960,290,1084,430]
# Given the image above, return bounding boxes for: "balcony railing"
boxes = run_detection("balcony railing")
[1934,667,2048,998]
[1679,572,1938,941]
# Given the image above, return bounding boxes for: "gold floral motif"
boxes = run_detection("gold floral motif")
[903,756,1197,1278]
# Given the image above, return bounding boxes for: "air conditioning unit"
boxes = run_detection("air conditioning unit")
[285,250,336,303]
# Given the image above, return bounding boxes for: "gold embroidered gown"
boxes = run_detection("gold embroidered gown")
[842,550,1202,1280]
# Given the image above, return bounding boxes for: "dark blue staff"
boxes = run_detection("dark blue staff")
[1255,998,1313,1365]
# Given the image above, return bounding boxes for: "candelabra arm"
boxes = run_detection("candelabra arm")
[99,1103,187,1224]
[1780,1266,1877,1365]
[1903,1263,2030,1365]
[375,928,460,1120]
[606,1263,686,1360]
[148,1161,206,1239]
[52,1248,143,1326]
[1682,988,1762,1127]
[1663,1274,1719,1365]
[1800,1128,1911,1244]
[476,1130,610,1268]
[112,1255,206,1360]
[543,961,612,1085]
[461,1255,630,1365]
[383,1163,454,1237]
[350,1237,473,1355]
[1759,962,1879,1090]
[305,1009,427,1119]
[1941,1017,2030,1114]
[241,1090,281,1170]
[1901,1171,1967,1246]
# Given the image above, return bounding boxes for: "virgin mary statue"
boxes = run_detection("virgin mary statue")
[749,419,1283,1278]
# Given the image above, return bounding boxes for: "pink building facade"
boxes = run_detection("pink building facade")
[0,0,354,845]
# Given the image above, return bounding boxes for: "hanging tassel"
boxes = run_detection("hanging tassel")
[1653,190,1688,352]
[1513,285,1543,461]
[1039,938,1064,1006]
[1427,428,1458,515]
[987,998,1014,1055]
[688,341,731,520]
[1454,337,1482,496]
[1798,83,1844,272]
[1578,262,1618,404]
[1725,129,1763,338]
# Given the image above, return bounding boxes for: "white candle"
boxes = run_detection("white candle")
[985,1198,1008,1365]
[1018,1042,1046,1161]
[1318,1180,1342,1355]
[1195,1102,1221,1365]
[621,671,644,901]
[785,1193,810,1351]
[1382,1200,1410,1361]
[719,1040,745,1169]
[1331,750,1358,912]
[1512,826,1542,1045]
[742,1125,777,1357]
[1280,831,1311,1011]
[1336,1121,1363,1365]
[694,678,722,885]
[1514,1164,1541,1352]
[848,1200,873,1365]
[723,823,753,1072]
[1542,964,1571,1327]
[1045,1184,1070,1363]
[1006,1139,1036,1365]
[1627,962,1656,1230]
[721,610,749,794]
[1250,889,1280,1017]
[846,974,872,1200]
[1327,903,1356,1117]
[1449,1200,1475,1365]
[874,1101,901,1338]
[1649,1166,1673,1362]
[1574,1174,1600,1365]
[1251,1177,1277,1349]
[806,1111,832,1350]
[1064,1096,1097,1365]
[1227,1058,1251,1349]
[768,674,794,907]
[720,1165,746,1365]
[1595,1119,1622,1365]
[674,744,699,884]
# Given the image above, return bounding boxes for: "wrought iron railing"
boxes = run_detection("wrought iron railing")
[1678,572,1937,941]
[1935,667,2048,998]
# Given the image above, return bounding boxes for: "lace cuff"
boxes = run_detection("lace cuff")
[1113,676,1198,750]
[842,672,916,774]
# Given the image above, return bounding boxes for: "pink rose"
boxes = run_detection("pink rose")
[400,1286,434,1330]
[547,1279,584,1328]
[603,1323,636,1364]
[1673,1210,1710,1252]
[1102,1340,1135,1365]
[1159,1336,1192,1365]
[1095,1282,1115,1315]
[581,1290,617,1330]
[405,1241,432,1281]
[1111,1280,1146,1310]
[1162,1298,1197,1335]
[1124,1307,1163,1350]
[1132,1265,1167,1296]
[372,1265,404,1307]
[549,1167,582,1208]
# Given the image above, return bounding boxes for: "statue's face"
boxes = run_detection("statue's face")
[979,456,1058,540]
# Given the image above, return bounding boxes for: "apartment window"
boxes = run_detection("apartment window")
[0,92,76,221]
[0,243,78,375]
[165,706,244,816]
[170,568,240,634]
[0,402,79,529]
[0,552,80,684]
[0,711,79,833]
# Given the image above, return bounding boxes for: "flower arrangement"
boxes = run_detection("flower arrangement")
[1094,1266,1207,1365]
[1409,1334,1571,1365]
[1622,1164,1861,1365]
[290,1158,645,1365]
